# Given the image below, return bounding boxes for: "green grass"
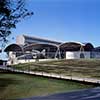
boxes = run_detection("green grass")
[12,59,100,79]
[0,73,95,100]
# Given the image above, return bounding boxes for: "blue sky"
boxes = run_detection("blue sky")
[9,0,100,47]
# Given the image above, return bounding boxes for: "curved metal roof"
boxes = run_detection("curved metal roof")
[4,44,23,52]
[23,35,62,45]
[60,42,94,51]
[23,43,58,51]
[4,43,58,52]
[83,43,94,51]
[4,42,94,52]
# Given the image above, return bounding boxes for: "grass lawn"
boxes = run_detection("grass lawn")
[0,72,95,100]
[12,59,100,79]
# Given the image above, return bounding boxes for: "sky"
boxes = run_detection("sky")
[8,0,100,47]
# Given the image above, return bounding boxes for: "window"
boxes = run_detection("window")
[80,53,85,58]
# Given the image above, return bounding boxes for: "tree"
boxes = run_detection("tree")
[0,0,33,46]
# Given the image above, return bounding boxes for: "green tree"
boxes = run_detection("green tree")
[0,0,33,46]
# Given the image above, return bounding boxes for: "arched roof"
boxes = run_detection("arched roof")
[4,42,94,52]
[83,43,94,51]
[60,42,94,51]
[4,44,23,52]
[23,43,58,51]
[60,42,81,47]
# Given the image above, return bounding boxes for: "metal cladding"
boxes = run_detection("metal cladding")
[60,42,94,51]
[4,44,23,52]
[16,35,62,46]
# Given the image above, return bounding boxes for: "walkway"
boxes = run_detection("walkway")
[18,87,100,100]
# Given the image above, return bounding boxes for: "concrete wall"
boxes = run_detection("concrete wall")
[91,52,100,58]
[66,51,90,59]
[7,57,56,65]
[16,35,25,45]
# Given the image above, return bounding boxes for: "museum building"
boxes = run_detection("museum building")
[4,35,100,65]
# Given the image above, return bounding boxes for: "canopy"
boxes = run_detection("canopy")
[60,42,94,51]
[4,44,23,52]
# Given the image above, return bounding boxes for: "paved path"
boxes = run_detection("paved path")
[18,87,100,100]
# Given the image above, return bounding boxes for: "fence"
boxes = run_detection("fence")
[0,66,100,85]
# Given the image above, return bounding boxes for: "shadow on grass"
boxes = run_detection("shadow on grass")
[0,78,22,92]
